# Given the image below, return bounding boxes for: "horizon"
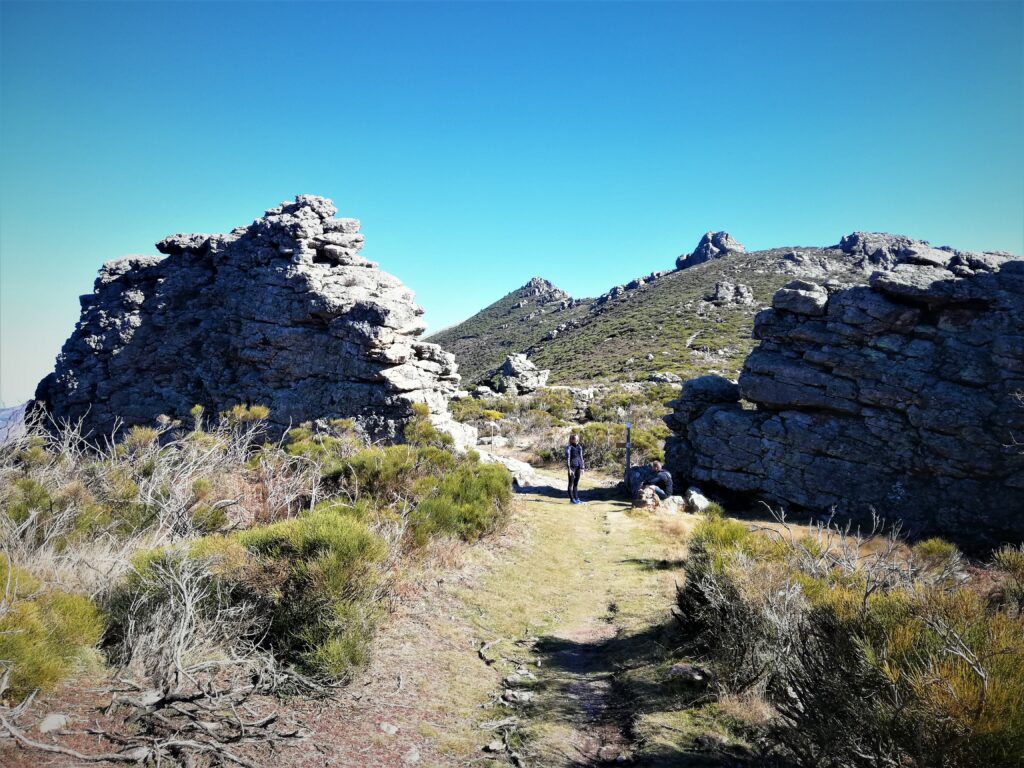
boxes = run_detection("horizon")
[2,1,1023,405]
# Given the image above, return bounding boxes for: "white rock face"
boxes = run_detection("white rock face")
[36,195,474,446]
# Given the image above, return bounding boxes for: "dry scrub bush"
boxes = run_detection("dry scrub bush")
[678,510,1024,768]
[1,405,512,764]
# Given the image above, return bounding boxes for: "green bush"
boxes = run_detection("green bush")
[284,422,361,464]
[546,421,668,470]
[677,514,1024,768]
[110,506,388,683]
[0,555,103,697]
[3,477,51,525]
[220,403,271,425]
[410,462,512,545]
[404,403,455,449]
[531,388,574,421]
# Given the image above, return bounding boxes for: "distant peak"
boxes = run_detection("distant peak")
[523,276,556,291]
[676,231,745,270]
[518,276,570,299]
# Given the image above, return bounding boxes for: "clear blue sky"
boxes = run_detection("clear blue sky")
[2,1,1022,405]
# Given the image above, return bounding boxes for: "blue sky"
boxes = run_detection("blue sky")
[1,1,1022,405]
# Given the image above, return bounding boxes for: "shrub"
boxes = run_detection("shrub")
[109,506,389,683]
[531,388,574,421]
[410,462,512,545]
[677,512,1024,768]
[220,403,271,425]
[3,477,51,525]
[0,555,103,697]
[994,544,1024,616]
[546,421,668,470]
[284,422,361,464]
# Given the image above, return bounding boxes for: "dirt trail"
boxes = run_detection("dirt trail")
[3,470,697,768]
[487,474,690,767]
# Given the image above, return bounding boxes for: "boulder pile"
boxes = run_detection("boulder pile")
[490,354,550,395]
[665,245,1024,548]
[677,231,745,270]
[36,195,474,446]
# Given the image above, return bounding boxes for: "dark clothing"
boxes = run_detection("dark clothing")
[566,443,585,469]
[645,469,673,497]
[568,467,582,501]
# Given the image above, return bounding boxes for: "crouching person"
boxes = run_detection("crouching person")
[642,461,673,500]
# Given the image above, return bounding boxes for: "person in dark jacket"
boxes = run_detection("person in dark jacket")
[643,461,673,500]
[566,433,585,504]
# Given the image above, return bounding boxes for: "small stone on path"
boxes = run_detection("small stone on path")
[38,713,68,733]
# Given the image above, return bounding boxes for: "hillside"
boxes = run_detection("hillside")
[429,237,873,385]
[427,276,590,383]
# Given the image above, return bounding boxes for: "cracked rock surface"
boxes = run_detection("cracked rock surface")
[36,195,474,446]
[665,248,1024,548]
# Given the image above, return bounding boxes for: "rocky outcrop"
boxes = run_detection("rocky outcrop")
[490,354,550,395]
[706,281,754,307]
[36,195,474,446]
[677,231,745,270]
[665,255,1024,548]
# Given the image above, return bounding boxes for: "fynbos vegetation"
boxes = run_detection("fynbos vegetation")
[0,405,511,764]
[677,507,1024,768]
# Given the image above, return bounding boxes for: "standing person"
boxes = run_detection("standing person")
[566,433,585,504]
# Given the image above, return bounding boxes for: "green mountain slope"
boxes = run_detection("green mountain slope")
[429,243,870,386]
[426,277,590,384]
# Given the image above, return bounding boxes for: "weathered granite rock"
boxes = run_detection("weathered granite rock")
[491,354,550,395]
[36,195,475,447]
[771,279,829,316]
[649,371,683,384]
[707,281,754,307]
[677,231,745,270]
[665,257,1024,548]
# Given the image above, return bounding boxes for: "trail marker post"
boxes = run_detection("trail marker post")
[625,421,632,472]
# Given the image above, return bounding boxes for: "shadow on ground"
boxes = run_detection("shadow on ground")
[527,620,770,767]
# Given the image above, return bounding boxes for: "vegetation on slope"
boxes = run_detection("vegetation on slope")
[427,277,587,384]
[0,406,511,762]
[677,508,1024,768]
[431,246,869,386]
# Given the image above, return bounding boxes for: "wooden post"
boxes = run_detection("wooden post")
[625,421,632,473]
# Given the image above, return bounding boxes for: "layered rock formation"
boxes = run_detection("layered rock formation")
[677,231,745,270]
[36,195,474,446]
[665,244,1024,547]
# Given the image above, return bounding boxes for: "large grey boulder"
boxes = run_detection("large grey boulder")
[36,195,475,447]
[665,256,1024,549]
[491,354,550,395]
[772,279,830,316]
[677,231,745,270]
[707,281,754,307]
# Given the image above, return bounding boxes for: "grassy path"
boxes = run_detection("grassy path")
[285,468,764,767]
[6,470,740,768]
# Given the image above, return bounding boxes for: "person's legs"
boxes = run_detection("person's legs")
[651,486,667,500]
[568,468,581,501]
